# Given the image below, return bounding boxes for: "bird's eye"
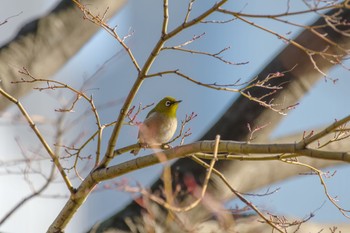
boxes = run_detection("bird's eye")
[165,101,171,107]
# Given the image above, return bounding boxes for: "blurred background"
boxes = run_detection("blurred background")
[1,0,350,232]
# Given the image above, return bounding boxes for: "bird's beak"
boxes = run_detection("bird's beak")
[175,100,182,104]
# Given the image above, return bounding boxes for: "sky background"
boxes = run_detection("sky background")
[1,0,350,232]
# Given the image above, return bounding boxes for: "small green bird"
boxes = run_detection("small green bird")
[131,96,182,155]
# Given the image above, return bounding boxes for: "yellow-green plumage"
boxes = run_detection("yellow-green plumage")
[131,97,181,155]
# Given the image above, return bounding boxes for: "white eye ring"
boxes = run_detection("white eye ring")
[165,101,171,107]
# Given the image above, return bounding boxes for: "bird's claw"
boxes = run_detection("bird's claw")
[161,144,172,150]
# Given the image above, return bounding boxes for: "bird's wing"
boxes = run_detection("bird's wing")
[146,108,156,119]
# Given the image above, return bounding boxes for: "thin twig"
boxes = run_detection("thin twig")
[282,159,350,219]
[0,88,74,193]
[0,163,56,225]
[190,155,284,232]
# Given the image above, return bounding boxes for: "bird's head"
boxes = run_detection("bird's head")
[152,96,182,118]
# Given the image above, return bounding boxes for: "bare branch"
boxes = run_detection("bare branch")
[0,87,74,193]
[0,163,56,226]
[0,11,23,26]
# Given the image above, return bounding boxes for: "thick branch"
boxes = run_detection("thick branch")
[94,140,350,182]
[51,131,350,232]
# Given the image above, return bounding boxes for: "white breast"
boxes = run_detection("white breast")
[138,112,177,144]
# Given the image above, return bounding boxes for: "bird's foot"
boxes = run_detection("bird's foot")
[161,144,172,150]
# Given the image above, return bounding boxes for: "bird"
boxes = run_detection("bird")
[131,96,181,155]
